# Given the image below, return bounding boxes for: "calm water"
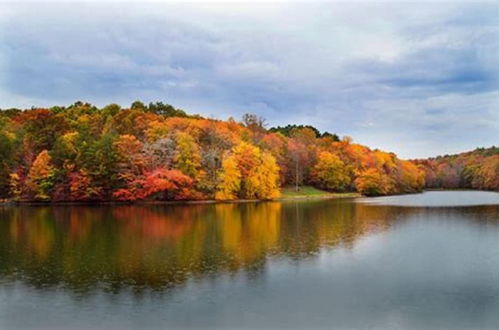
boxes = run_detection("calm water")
[1,191,499,329]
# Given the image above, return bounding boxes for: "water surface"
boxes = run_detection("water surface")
[1,191,499,329]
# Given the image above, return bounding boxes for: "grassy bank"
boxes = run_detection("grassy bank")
[279,186,360,200]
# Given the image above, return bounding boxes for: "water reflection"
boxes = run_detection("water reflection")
[359,190,499,207]
[3,194,499,329]
[1,199,497,296]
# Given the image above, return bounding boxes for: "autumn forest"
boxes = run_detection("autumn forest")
[0,101,496,203]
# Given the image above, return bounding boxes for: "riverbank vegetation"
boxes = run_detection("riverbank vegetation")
[0,101,426,202]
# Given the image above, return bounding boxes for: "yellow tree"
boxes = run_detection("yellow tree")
[311,151,351,191]
[395,160,425,192]
[247,151,281,199]
[215,156,241,200]
[354,168,393,196]
[216,142,280,200]
[174,131,202,178]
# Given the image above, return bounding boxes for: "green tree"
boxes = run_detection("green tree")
[78,133,120,198]
[131,100,146,110]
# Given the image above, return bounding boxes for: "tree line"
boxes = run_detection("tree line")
[414,147,499,191]
[0,101,426,202]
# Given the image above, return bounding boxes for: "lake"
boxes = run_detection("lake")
[1,191,499,329]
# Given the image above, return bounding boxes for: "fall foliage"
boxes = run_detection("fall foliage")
[311,151,351,191]
[26,150,55,200]
[414,147,499,191]
[0,101,432,202]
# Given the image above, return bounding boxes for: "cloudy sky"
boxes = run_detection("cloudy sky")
[1,1,498,158]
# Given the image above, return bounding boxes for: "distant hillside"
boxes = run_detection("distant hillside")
[413,147,499,191]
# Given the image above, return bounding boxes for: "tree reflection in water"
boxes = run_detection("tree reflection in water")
[0,200,497,296]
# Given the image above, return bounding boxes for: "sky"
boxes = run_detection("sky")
[1,0,498,158]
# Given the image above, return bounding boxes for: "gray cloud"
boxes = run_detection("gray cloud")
[1,1,498,158]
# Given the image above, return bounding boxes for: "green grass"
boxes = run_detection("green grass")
[279,185,359,199]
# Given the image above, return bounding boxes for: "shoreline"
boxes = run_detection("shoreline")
[0,192,362,207]
[3,190,496,207]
